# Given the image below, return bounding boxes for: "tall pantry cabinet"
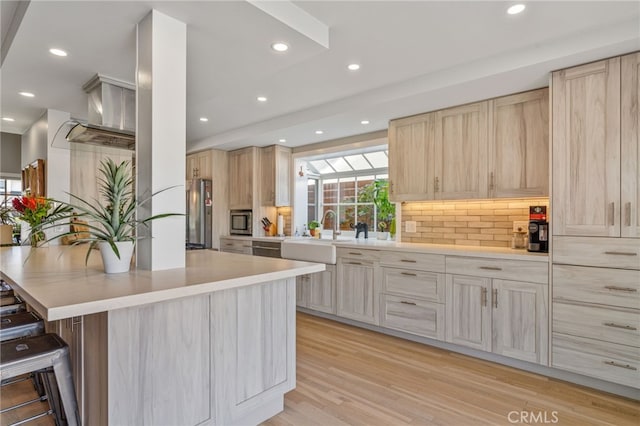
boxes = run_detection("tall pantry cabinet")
[551,52,640,389]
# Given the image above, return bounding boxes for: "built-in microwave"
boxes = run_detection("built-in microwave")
[230,210,252,235]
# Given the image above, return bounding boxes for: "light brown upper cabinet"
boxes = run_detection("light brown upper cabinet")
[553,54,638,238]
[389,89,548,202]
[259,145,291,207]
[388,112,434,201]
[434,101,489,200]
[186,150,212,180]
[488,88,549,198]
[622,52,640,238]
[228,147,256,210]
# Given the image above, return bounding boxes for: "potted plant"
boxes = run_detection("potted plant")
[359,179,395,238]
[308,220,320,237]
[36,158,181,273]
[12,196,72,247]
[0,202,15,245]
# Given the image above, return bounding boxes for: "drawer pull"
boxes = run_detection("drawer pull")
[604,361,637,371]
[348,252,362,256]
[400,301,417,306]
[604,286,637,293]
[346,262,362,265]
[604,322,637,331]
[479,266,502,271]
[400,259,417,263]
[604,251,637,256]
[401,272,417,277]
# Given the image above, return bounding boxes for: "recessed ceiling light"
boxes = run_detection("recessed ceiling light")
[507,4,526,15]
[315,130,324,135]
[49,48,68,57]
[257,96,268,102]
[279,138,287,143]
[2,117,15,122]
[347,63,360,71]
[361,120,370,125]
[19,92,35,98]
[271,42,289,52]
[199,117,209,122]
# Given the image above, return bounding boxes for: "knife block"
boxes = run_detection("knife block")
[267,223,277,236]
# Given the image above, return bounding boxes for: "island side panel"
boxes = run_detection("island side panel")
[212,277,296,426]
[108,295,212,426]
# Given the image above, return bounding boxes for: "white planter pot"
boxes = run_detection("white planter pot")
[99,241,134,274]
[377,232,389,240]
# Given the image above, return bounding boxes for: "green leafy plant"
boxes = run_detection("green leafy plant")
[308,220,320,230]
[358,179,395,231]
[0,202,15,226]
[36,158,182,263]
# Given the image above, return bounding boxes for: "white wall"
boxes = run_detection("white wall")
[21,112,47,167]
[0,132,22,178]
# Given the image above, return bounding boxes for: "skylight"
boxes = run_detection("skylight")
[306,149,388,176]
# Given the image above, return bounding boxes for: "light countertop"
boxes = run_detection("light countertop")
[221,235,549,262]
[0,246,324,321]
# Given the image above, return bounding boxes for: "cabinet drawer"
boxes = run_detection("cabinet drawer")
[378,250,445,272]
[553,236,640,270]
[445,256,548,284]
[220,238,253,254]
[553,333,640,388]
[380,295,444,340]
[337,248,380,262]
[553,302,640,347]
[553,265,640,309]
[381,268,445,303]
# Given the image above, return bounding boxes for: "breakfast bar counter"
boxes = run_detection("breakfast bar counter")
[0,246,324,426]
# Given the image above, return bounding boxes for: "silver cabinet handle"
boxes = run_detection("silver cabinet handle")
[604,251,637,256]
[489,172,495,191]
[480,266,502,271]
[604,360,637,371]
[481,288,488,307]
[400,301,417,306]
[604,286,637,293]
[348,252,362,255]
[400,259,417,263]
[604,322,637,331]
[401,272,417,277]
[609,202,615,226]
[346,262,362,265]
[492,289,498,308]
[625,202,632,227]
[434,177,440,192]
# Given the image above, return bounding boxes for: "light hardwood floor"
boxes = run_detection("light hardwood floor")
[2,313,638,426]
[264,313,639,426]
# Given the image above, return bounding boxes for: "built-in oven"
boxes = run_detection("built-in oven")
[230,210,252,235]
[252,240,282,258]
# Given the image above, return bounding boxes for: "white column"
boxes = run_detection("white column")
[136,10,186,270]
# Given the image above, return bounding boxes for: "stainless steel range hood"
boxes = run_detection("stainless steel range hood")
[54,74,136,150]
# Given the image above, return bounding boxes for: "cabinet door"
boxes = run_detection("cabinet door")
[622,52,640,238]
[56,317,84,421]
[434,101,489,199]
[552,58,621,237]
[186,154,197,179]
[388,112,434,201]
[308,265,336,314]
[490,89,549,198]
[445,274,491,351]
[275,146,291,206]
[197,151,212,180]
[337,260,377,324]
[296,274,310,308]
[229,148,254,210]
[492,280,548,365]
[260,146,276,206]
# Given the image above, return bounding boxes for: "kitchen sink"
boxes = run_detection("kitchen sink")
[281,238,341,264]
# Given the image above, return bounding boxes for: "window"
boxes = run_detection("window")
[0,178,21,208]
[307,178,318,223]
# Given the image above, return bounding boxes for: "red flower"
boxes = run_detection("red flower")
[12,197,25,213]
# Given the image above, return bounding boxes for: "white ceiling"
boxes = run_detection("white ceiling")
[1,1,638,152]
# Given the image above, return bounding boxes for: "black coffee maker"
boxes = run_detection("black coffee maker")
[527,206,548,253]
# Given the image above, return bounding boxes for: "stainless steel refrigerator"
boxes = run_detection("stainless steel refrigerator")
[186,179,212,249]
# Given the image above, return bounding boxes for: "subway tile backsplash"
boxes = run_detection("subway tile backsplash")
[400,198,549,247]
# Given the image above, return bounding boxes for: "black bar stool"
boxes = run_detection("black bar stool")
[1,333,80,426]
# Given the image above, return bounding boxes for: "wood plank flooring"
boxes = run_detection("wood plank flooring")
[263,313,639,426]
[2,313,638,425]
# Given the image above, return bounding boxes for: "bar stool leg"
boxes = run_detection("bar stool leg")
[51,349,80,426]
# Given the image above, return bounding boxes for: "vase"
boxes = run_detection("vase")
[98,241,134,274]
[377,232,389,240]
[30,231,45,248]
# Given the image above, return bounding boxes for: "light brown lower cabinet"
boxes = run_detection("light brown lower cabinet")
[296,265,336,314]
[445,274,548,365]
[336,257,378,325]
[380,294,445,340]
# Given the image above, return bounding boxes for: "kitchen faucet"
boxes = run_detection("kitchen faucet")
[320,209,341,240]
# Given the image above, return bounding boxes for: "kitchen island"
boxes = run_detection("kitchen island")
[0,246,324,426]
